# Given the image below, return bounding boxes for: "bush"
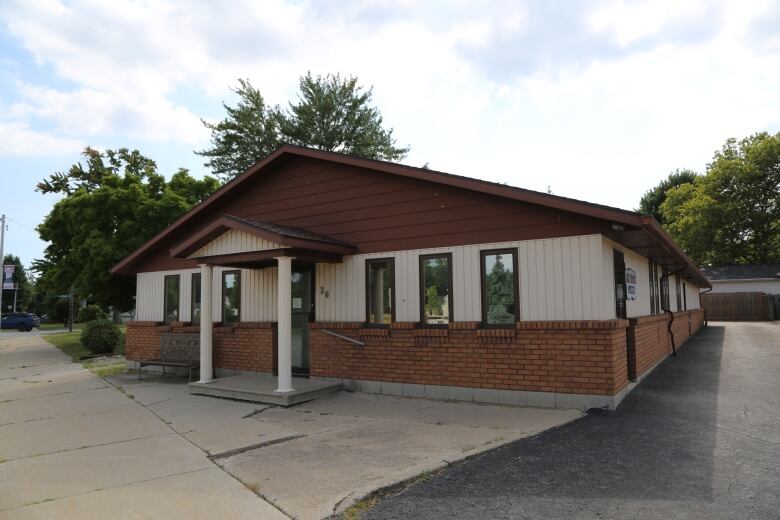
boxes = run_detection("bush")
[80,319,122,355]
[78,304,107,323]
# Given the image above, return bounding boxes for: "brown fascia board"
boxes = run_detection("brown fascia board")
[640,217,712,288]
[111,144,670,274]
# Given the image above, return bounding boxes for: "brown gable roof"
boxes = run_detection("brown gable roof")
[170,214,356,258]
[111,145,710,287]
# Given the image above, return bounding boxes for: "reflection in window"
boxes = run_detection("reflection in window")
[164,275,179,324]
[367,259,394,325]
[222,271,241,324]
[482,250,517,325]
[421,254,451,324]
[191,273,201,323]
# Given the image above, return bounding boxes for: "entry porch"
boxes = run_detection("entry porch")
[174,215,356,404]
[189,373,341,406]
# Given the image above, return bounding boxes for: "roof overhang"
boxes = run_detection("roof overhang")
[170,215,356,259]
[110,145,711,286]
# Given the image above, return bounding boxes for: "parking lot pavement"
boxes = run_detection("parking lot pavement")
[108,372,581,520]
[362,322,780,520]
[1,333,581,520]
[0,335,288,520]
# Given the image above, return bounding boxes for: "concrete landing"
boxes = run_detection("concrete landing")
[189,373,341,406]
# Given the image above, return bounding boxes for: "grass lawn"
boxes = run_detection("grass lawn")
[39,322,85,331]
[44,325,127,376]
[44,330,90,361]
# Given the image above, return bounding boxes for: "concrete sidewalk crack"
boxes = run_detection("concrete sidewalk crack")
[3,432,176,463]
[209,434,306,460]
[0,467,214,513]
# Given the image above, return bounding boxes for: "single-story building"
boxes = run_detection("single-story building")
[699,264,780,320]
[113,145,709,409]
[700,264,780,294]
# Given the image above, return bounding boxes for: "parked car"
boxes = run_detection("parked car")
[1,312,40,331]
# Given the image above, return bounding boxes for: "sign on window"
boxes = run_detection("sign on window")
[625,267,637,301]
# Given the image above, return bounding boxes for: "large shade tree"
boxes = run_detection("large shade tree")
[637,169,698,224]
[35,148,220,311]
[197,73,409,181]
[658,132,780,266]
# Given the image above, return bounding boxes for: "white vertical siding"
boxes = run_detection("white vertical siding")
[136,267,278,323]
[190,229,286,258]
[136,268,199,321]
[136,233,706,324]
[709,280,780,294]
[601,237,652,318]
[686,282,702,309]
[315,234,610,322]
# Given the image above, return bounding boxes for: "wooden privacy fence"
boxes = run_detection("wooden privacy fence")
[701,292,773,321]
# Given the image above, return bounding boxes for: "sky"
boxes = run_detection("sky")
[0,0,778,270]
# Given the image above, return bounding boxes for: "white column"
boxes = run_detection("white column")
[275,256,295,393]
[199,264,214,383]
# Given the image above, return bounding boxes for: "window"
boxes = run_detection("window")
[683,281,688,310]
[419,253,452,325]
[222,270,241,324]
[163,275,180,324]
[366,258,394,325]
[660,266,670,311]
[191,273,201,324]
[480,249,518,326]
[649,259,657,315]
[675,275,682,311]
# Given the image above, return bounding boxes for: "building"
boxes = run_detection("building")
[700,264,780,294]
[113,145,709,409]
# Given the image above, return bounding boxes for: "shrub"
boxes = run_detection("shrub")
[78,304,107,323]
[81,319,122,355]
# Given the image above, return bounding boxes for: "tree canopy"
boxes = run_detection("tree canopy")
[35,147,220,311]
[197,73,409,181]
[638,169,699,224]
[658,132,780,266]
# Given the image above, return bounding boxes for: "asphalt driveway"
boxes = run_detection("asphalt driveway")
[362,322,780,520]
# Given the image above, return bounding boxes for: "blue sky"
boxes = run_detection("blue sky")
[0,0,778,271]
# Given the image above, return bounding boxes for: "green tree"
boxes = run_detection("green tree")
[279,72,409,162]
[197,73,409,181]
[637,169,699,223]
[660,132,780,265]
[195,79,281,182]
[35,147,220,311]
[1,255,32,313]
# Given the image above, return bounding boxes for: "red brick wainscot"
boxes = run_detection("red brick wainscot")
[125,321,276,373]
[308,320,630,398]
[626,309,705,380]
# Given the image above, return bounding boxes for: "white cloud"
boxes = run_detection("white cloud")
[0,121,82,155]
[586,0,710,46]
[0,0,776,213]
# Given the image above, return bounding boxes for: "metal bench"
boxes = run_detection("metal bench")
[139,333,201,382]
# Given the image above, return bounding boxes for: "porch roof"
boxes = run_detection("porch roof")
[170,214,356,267]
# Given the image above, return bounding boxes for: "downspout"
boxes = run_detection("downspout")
[699,286,713,326]
[660,269,686,357]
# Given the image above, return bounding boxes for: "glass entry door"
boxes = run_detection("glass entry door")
[291,267,313,375]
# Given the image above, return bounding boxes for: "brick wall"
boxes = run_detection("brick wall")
[127,310,705,397]
[213,322,276,373]
[309,320,629,396]
[125,321,275,373]
[627,309,705,380]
